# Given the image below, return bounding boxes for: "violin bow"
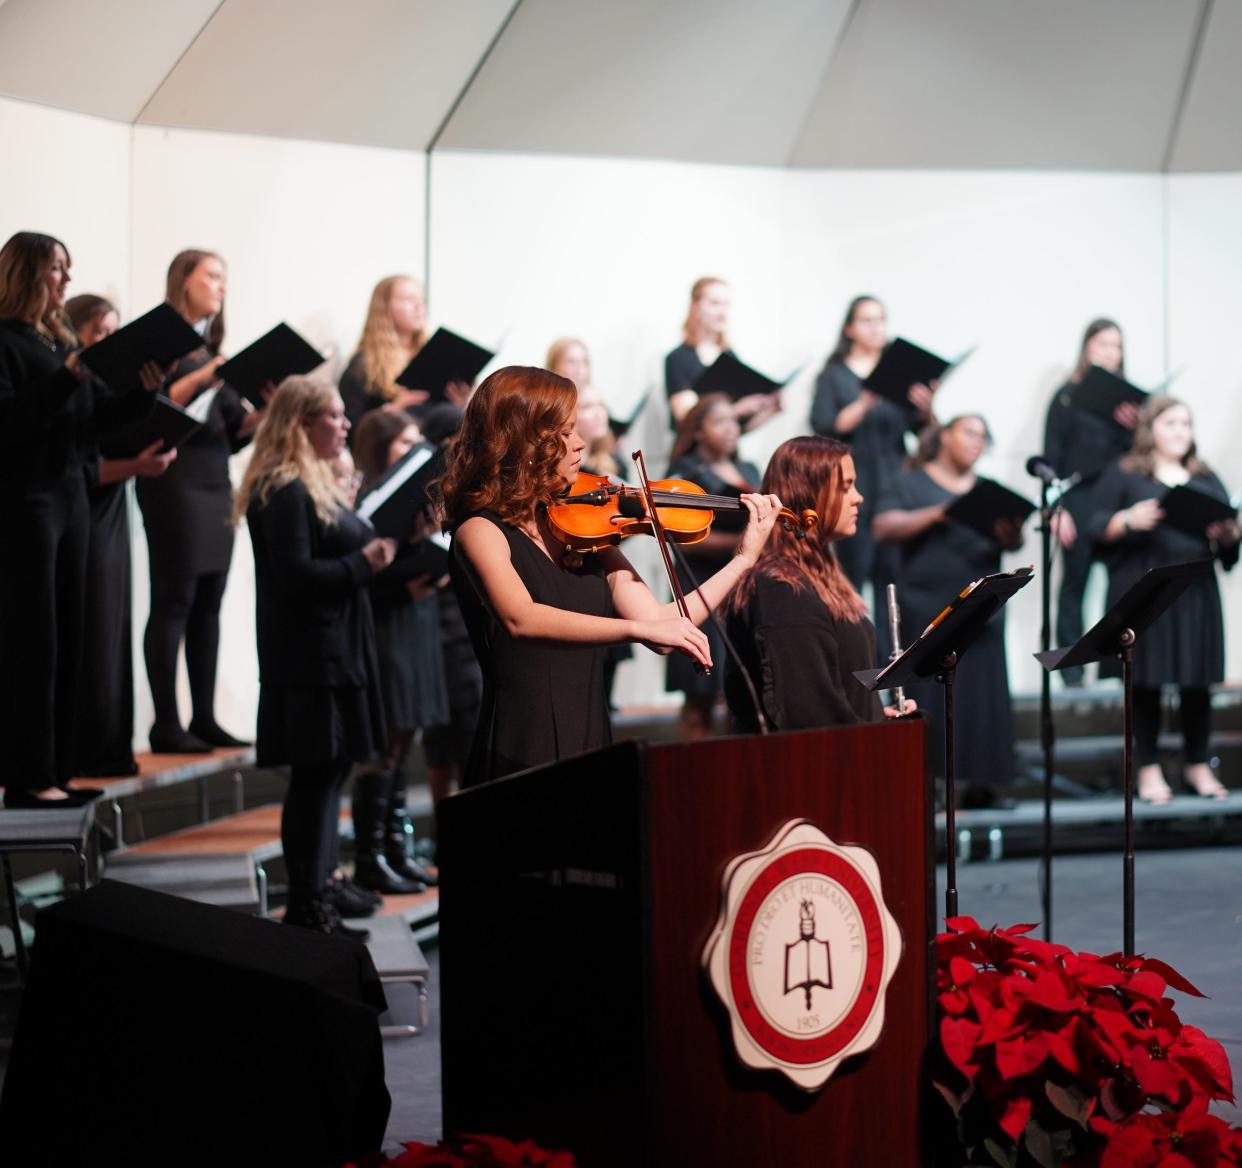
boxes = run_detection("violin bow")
[631,449,709,676]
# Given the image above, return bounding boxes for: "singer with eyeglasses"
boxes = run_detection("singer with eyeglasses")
[724,436,916,732]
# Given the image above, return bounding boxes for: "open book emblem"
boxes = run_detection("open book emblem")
[703,820,903,1093]
[785,900,833,1010]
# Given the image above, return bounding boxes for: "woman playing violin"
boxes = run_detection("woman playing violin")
[436,366,783,788]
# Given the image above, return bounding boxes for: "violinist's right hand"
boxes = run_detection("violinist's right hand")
[635,616,712,668]
[362,537,398,572]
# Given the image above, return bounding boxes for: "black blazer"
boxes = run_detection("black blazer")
[248,478,377,687]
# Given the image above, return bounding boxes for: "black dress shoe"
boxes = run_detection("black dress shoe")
[62,784,104,800]
[148,724,211,754]
[4,787,94,809]
[188,721,252,749]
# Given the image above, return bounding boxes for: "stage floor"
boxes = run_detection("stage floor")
[380,845,1242,1151]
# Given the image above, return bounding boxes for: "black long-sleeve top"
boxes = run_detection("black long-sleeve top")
[725,573,884,732]
[0,318,154,490]
[247,478,378,687]
[0,319,92,488]
[1043,381,1132,483]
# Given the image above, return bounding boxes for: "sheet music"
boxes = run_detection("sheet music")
[355,445,435,521]
[184,386,220,424]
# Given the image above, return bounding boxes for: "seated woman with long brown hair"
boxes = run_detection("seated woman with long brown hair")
[725,435,914,731]
[435,366,783,788]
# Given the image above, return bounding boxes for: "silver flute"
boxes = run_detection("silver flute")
[886,583,906,712]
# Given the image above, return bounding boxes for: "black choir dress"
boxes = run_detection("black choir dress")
[1087,466,1236,686]
[1044,382,1133,658]
[248,480,386,768]
[810,359,908,651]
[725,573,884,732]
[73,474,137,774]
[370,555,450,738]
[875,467,1016,786]
[663,450,759,699]
[74,381,163,775]
[338,352,390,439]
[664,343,734,426]
[450,510,613,787]
[136,349,248,582]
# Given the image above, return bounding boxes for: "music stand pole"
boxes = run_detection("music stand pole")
[939,652,960,920]
[1032,560,1210,960]
[1120,628,1136,956]
[1039,483,1055,941]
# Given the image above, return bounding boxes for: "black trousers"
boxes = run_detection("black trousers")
[0,475,89,791]
[1134,685,1212,767]
[143,566,228,730]
[282,757,350,897]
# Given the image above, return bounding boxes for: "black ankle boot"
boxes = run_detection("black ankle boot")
[385,809,438,887]
[283,893,370,941]
[325,874,379,918]
[351,772,424,895]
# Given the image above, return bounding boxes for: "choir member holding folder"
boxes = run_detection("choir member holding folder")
[236,376,395,936]
[137,250,254,753]
[350,409,448,894]
[67,295,177,777]
[664,393,761,737]
[874,415,1023,808]
[810,297,937,651]
[1043,319,1140,684]
[0,234,160,807]
[725,436,916,732]
[664,276,780,429]
[1088,395,1237,803]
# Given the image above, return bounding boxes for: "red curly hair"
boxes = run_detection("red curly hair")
[436,366,578,527]
[728,435,866,622]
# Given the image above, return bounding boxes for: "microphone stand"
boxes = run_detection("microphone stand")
[1038,477,1056,942]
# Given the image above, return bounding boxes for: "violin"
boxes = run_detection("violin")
[546,470,817,555]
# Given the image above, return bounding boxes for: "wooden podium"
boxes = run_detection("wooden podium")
[439,721,933,1167]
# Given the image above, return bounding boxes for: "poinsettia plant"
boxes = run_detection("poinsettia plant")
[933,916,1242,1167]
[343,1132,576,1168]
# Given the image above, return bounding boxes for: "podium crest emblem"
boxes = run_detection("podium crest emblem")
[703,819,902,1092]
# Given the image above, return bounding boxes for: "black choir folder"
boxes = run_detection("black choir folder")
[396,328,494,401]
[1160,484,1237,538]
[946,478,1036,540]
[692,352,788,402]
[216,323,326,408]
[864,337,975,406]
[1070,365,1148,425]
[356,444,446,541]
[98,394,202,459]
[80,304,203,394]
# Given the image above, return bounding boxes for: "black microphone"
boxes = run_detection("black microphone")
[1026,456,1059,484]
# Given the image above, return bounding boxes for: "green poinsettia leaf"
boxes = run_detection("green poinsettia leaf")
[1022,1118,1058,1168]
[982,1136,1019,1168]
[1045,1080,1091,1129]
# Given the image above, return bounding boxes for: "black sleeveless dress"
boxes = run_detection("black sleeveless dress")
[450,510,613,787]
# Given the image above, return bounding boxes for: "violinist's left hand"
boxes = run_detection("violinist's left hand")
[736,492,784,565]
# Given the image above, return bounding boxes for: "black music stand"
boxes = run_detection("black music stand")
[1034,559,1212,956]
[856,567,1033,923]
